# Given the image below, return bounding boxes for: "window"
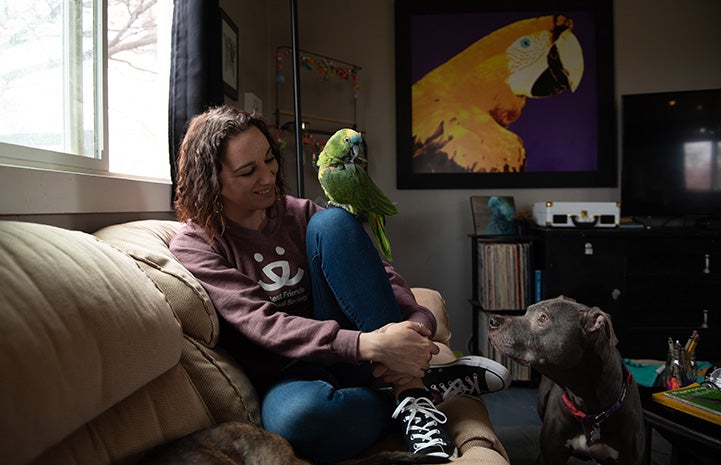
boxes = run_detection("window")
[107,0,172,179]
[0,0,172,180]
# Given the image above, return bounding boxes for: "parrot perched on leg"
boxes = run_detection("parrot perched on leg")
[315,128,398,261]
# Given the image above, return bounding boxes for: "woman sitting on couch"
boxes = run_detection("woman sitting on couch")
[169,105,508,463]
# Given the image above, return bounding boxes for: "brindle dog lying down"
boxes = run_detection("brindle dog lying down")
[140,421,450,465]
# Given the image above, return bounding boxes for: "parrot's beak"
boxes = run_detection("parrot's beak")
[531,43,573,97]
[507,28,584,98]
[552,29,583,93]
[350,143,361,161]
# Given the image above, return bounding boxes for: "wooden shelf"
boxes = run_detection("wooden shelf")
[468,236,536,382]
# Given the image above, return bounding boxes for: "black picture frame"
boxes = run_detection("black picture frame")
[220,9,239,100]
[395,0,617,189]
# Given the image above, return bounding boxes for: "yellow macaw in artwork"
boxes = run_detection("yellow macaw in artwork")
[412,14,584,174]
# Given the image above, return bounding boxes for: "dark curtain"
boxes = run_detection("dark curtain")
[168,0,224,203]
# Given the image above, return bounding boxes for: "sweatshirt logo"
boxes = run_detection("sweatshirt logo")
[254,246,305,291]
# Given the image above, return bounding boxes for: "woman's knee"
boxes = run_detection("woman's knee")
[307,208,377,261]
[307,207,359,239]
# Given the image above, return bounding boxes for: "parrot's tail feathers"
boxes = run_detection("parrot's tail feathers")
[388,203,399,216]
[370,213,393,261]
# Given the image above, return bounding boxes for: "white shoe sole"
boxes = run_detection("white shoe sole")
[426,356,511,393]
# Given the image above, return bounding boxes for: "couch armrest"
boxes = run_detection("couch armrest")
[411,287,452,346]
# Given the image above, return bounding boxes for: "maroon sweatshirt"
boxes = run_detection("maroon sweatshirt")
[169,195,436,391]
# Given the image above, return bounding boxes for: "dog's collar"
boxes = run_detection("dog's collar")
[562,366,633,426]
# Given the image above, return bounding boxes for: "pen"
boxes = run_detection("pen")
[685,330,699,357]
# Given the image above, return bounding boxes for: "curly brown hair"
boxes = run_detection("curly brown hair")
[174,105,286,243]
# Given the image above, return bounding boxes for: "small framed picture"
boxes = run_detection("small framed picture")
[220,9,238,99]
[470,196,516,235]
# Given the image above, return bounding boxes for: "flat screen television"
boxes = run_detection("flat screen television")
[621,88,721,226]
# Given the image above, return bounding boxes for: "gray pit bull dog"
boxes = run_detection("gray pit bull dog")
[488,296,645,465]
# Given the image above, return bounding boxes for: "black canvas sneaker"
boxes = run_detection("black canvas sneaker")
[391,393,458,460]
[424,356,511,402]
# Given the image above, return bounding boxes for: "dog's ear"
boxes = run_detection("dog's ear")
[584,307,618,347]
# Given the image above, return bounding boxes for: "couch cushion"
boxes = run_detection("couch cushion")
[94,220,219,346]
[0,221,182,465]
[30,364,213,465]
[180,337,262,427]
[442,396,510,464]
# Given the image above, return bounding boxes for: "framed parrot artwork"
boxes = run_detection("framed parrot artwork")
[395,0,617,189]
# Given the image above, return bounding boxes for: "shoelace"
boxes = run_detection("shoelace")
[392,396,449,451]
[432,373,481,401]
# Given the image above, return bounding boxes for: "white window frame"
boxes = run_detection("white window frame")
[0,0,107,174]
[0,0,172,216]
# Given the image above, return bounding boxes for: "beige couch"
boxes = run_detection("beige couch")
[0,219,509,465]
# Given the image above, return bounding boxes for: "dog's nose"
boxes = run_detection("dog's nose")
[488,316,502,328]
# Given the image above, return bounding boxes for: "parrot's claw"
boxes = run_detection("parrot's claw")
[326,201,355,215]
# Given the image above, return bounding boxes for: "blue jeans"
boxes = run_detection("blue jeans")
[262,208,404,463]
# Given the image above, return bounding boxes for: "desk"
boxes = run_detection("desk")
[642,390,721,465]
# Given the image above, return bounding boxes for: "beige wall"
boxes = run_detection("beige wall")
[256,0,721,353]
[219,0,273,111]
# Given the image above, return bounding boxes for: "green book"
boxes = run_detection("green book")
[652,383,721,426]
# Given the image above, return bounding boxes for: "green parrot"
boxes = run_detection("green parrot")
[316,128,398,261]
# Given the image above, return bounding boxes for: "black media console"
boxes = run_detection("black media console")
[533,226,720,362]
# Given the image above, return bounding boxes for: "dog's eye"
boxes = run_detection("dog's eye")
[537,313,548,324]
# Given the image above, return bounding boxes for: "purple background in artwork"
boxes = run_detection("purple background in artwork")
[410,11,599,172]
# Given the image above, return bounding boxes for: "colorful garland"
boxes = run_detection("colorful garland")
[274,49,360,99]
[276,128,327,156]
